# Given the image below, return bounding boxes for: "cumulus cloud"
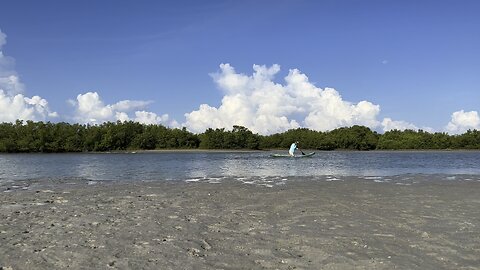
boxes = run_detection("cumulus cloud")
[0,29,57,123]
[134,111,170,125]
[185,63,381,134]
[446,110,480,134]
[0,74,25,95]
[70,91,175,126]
[381,118,418,132]
[0,90,58,122]
[1,29,24,95]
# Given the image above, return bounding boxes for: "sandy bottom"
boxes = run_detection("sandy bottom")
[1,177,479,269]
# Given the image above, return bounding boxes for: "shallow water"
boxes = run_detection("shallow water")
[1,151,480,185]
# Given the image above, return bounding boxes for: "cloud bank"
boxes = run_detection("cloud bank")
[185,64,382,134]
[69,92,176,126]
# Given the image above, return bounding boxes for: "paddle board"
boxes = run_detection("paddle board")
[270,152,315,158]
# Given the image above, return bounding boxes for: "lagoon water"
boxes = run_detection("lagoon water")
[1,151,480,185]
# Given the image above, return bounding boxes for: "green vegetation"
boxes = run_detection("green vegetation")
[0,120,479,152]
[0,120,199,152]
[376,129,480,150]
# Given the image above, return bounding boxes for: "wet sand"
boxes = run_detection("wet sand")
[1,177,479,269]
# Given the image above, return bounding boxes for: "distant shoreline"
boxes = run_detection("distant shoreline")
[129,149,480,153]
[3,121,479,153]
[68,148,480,153]
[2,148,480,154]
[121,149,267,153]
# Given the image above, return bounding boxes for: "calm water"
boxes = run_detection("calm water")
[1,151,480,184]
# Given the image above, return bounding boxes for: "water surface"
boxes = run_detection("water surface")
[1,151,480,184]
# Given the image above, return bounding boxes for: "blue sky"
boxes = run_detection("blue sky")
[0,0,479,134]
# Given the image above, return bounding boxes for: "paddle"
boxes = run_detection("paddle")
[299,148,305,155]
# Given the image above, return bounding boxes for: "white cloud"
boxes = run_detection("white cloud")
[446,110,480,134]
[381,118,435,133]
[115,111,130,122]
[111,100,152,112]
[70,91,175,126]
[381,117,418,132]
[134,111,170,125]
[1,29,25,95]
[74,92,114,122]
[0,90,57,122]
[0,74,25,95]
[185,63,381,134]
[0,29,57,123]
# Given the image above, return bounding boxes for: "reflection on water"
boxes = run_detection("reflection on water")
[1,151,480,182]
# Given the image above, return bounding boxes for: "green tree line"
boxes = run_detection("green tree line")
[0,120,479,152]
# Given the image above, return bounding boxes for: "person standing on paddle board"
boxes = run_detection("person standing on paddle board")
[289,141,299,156]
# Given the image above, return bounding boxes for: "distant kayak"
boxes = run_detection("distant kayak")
[270,152,315,158]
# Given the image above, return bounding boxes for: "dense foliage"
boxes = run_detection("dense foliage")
[0,120,199,152]
[0,120,479,152]
[377,129,480,150]
[259,126,379,150]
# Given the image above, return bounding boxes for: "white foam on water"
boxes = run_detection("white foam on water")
[374,179,387,183]
[363,176,383,180]
[233,176,285,188]
[185,178,202,182]
[205,176,224,183]
[207,179,222,184]
[326,176,341,181]
[242,181,256,185]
